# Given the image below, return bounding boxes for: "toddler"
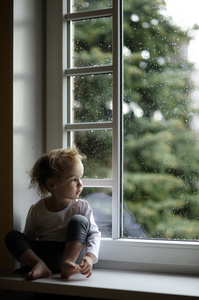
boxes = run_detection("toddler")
[5,145,101,280]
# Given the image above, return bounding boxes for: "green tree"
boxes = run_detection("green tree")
[73,0,199,239]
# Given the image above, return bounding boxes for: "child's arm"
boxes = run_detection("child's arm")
[79,200,101,275]
[86,211,101,264]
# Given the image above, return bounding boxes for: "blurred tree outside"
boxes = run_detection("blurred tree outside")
[72,0,199,240]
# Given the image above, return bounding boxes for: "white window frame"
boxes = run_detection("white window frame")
[46,0,199,275]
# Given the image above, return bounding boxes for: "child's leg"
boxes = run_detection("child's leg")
[61,215,89,279]
[5,230,51,280]
[61,241,84,278]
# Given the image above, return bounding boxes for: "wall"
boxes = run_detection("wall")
[13,0,45,231]
[0,0,45,269]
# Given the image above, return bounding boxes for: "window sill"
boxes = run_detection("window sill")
[0,268,198,299]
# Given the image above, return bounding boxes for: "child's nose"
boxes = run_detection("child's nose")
[78,179,82,186]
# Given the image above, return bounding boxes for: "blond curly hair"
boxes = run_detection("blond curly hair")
[29,144,86,198]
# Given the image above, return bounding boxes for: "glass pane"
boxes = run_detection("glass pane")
[81,187,112,237]
[74,130,112,179]
[72,0,112,13]
[123,0,199,240]
[72,74,112,123]
[72,17,112,68]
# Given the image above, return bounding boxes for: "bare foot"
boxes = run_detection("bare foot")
[26,260,52,280]
[61,260,81,279]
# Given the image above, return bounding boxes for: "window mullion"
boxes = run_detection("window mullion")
[112,0,122,239]
[63,0,72,147]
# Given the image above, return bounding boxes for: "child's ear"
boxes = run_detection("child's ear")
[46,178,56,191]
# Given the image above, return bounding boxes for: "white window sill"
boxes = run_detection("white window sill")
[0,269,198,299]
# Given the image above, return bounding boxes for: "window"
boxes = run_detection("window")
[46,0,199,274]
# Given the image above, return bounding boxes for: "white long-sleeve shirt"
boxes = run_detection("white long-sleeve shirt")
[23,198,101,263]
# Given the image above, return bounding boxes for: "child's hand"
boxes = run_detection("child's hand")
[79,253,95,278]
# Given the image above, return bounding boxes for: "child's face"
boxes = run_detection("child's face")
[54,159,84,200]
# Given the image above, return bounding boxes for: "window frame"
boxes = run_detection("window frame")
[46,0,199,275]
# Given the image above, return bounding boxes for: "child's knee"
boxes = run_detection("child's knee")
[4,230,21,250]
[67,215,89,242]
[69,215,89,230]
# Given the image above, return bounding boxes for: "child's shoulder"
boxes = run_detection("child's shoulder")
[30,198,45,210]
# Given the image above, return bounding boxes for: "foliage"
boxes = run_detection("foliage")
[124,172,189,203]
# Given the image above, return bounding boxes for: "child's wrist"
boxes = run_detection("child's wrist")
[85,252,95,262]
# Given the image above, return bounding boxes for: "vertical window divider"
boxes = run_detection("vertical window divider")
[112,0,122,239]
[63,0,69,148]
[64,0,72,146]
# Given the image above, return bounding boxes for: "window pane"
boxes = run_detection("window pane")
[72,17,112,68]
[72,0,112,13]
[81,187,112,237]
[74,130,112,179]
[72,74,112,123]
[123,0,199,240]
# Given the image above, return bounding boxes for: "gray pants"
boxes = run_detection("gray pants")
[5,214,89,273]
